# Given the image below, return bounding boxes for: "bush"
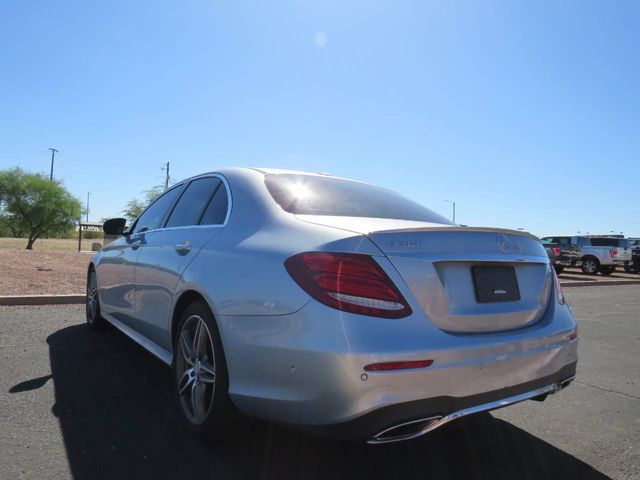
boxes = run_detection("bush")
[83,230,104,240]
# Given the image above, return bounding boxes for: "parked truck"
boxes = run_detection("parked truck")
[542,242,565,274]
[626,238,640,273]
[539,235,628,275]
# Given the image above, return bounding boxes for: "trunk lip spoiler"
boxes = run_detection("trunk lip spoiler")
[368,226,540,241]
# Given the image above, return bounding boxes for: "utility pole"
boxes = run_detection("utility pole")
[48,148,58,181]
[86,192,91,222]
[445,200,456,223]
[162,162,170,190]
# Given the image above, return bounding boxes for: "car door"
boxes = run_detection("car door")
[133,175,230,351]
[97,184,184,323]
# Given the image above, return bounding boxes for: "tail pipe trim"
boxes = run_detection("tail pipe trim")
[368,375,576,444]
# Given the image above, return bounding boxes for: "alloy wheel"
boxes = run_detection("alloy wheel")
[176,315,217,425]
[584,259,597,274]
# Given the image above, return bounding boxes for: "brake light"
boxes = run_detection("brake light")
[552,268,565,305]
[364,360,433,371]
[285,252,412,318]
[609,249,618,258]
[552,247,561,257]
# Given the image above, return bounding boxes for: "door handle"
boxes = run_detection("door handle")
[175,242,192,254]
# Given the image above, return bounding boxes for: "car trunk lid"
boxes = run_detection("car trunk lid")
[296,216,552,333]
[368,226,552,333]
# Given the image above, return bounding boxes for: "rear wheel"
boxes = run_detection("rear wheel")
[173,300,238,439]
[624,266,633,273]
[86,268,105,329]
[581,257,599,275]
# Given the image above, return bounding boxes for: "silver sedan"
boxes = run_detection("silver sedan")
[88,167,578,443]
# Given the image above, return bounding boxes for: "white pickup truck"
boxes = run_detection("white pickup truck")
[540,235,631,275]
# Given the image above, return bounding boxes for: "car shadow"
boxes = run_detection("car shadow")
[13,323,610,480]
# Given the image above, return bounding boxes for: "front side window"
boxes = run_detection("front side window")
[166,177,221,228]
[576,237,590,246]
[132,185,184,234]
[265,174,452,224]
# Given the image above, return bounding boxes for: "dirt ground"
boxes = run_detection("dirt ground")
[0,237,85,252]
[0,249,92,295]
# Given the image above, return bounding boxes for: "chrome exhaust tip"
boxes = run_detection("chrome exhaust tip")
[367,379,575,444]
[559,375,575,390]
[368,416,443,444]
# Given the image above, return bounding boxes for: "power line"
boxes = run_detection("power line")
[48,148,58,181]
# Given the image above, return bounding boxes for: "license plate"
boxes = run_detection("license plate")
[471,265,520,303]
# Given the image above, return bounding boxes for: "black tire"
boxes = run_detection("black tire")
[581,257,599,275]
[624,266,633,273]
[599,266,615,276]
[86,267,105,329]
[554,265,565,275]
[173,300,239,439]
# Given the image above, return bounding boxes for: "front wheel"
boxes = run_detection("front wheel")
[173,300,239,439]
[86,268,105,329]
[554,265,565,275]
[581,257,599,275]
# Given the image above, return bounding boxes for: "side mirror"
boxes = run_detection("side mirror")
[103,218,128,236]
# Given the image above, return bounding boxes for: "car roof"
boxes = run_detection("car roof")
[248,167,335,177]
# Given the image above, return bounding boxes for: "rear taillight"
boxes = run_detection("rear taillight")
[285,252,412,318]
[609,249,618,258]
[552,268,565,305]
[552,247,561,257]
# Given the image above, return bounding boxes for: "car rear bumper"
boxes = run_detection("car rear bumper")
[221,299,579,438]
[306,362,577,443]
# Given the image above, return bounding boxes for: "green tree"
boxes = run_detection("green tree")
[0,212,25,237]
[122,186,163,221]
[0,168,82,249]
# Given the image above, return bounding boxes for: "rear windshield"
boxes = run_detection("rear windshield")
[265,174,452,224]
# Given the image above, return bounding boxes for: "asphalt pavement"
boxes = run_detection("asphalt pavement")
[1,286,638,479]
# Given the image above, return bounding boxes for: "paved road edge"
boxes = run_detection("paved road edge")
[561,280,640,288]
[0,294,85,306]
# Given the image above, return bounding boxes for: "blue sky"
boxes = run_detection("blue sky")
[1,1,638,237]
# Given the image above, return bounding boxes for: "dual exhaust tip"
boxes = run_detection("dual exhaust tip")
[368,376,575,445]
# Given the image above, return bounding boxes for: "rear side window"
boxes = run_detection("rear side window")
[200,182,229,225]
[166,177,221,228]
[132,185,184,233]
[589,237,620,247]
[265,174,452,224]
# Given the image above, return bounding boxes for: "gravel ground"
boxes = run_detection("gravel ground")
[0,249,91,295]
